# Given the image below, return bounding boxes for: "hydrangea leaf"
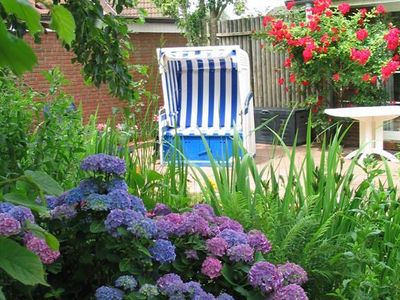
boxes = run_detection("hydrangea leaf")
[0,18,37,74]
[50,5,76,46]
[24,170,63,196]
[3,192,48,215]
[0,287,5,300]
[0,237,47,286]
[0,0,43,35]
[89,221,105,233]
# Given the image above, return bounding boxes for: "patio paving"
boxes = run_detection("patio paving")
[186,143,400,194]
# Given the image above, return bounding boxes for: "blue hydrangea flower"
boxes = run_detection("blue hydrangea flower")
[127,217,157,239]
[105,209,143,237]
[9,206,35,224]
[115,275,137,291]
[108,189,132,210]
[150,239,176,264]
[107,178,128,192]
[0,203,14,213]
[79,178,101,195]
[50,205,77,220]
[65,188,84,205]
[35,196,59,209]
[95,286,124,300]
[181,213,210,237]
[139,284,159,297]
[86,194,112,211]
[216,293,235,300]
[218,229,248,247]
[81,154,126,176]
[156,273,186,297]
[130,195,146,215]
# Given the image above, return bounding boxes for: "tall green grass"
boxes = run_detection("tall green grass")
[191,115,400,298]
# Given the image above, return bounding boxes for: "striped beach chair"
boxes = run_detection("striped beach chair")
[157,46,256,165]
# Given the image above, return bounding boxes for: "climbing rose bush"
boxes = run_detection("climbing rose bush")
[256,1,400,108]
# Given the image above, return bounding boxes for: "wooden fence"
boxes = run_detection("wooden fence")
[217,17,310,108]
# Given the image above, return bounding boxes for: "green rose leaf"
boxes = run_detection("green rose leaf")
[50,5,76,45]
[0,0,43,35]
[0,19,37,75]
[0,237,47,286]
[24,170,63,196]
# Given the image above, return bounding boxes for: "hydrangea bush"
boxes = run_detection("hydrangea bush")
[256,1,400,131]
[41,154,308,299]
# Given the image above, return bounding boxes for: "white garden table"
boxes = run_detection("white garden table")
[324,106,400,162]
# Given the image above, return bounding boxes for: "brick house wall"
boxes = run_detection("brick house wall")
[24,32,186,122]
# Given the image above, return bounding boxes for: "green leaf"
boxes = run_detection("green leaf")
[0,287,5,300]
[0,18,37,74]
[0,237,47,286]
[0,0,43,35]
[89,221,105,233]
[25,222,59,251]
[3,192,48,215]
[24,170,63,196]
[221,264,237,286]
[146,170,163,182]
[50,5,76,45]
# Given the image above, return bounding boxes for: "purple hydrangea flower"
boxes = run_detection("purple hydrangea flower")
[130,195,147,215]
[248,230,272,254]
[50,204,77,220]
[0,203,14,213]
[278,263,308,286]
[127,217,157,239]
[155,213,187,238]
[81,154,126,176]
[152,203,172,216]
[107,178,128,192]
[193,291,216,300]
[139,284,159,297]
[0,213,21,236]
[150,239,176,264]
[115,275,137,291]
[185,281,203,296]
[206,237,228,257]
[248,262,283,294]
[65,188,84,205]
[181,213,210,236]
[95,286,124,300]
[79,178,100,195]
[201,257,222,279]
[105,209,143,237]
[86,194,112,211]
[214,216,243,232]
[218,229,248,247]
[25,235,60,264]
[192,204,215,221]
[156,273,187,297]
[272,284,308,300]
[9,206,35,224]
[185,249,199,260]
[227,244,254,263]
[216,293,235,300]
[108,189,132,210]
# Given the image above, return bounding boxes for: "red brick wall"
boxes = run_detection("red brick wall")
[24,31,186,122]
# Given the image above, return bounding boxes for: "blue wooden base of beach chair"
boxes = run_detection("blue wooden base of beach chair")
[162,135,242,166]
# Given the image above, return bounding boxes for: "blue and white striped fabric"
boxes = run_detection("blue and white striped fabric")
[160,49,241,135]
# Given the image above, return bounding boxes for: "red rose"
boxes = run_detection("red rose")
[384,28,400,51]
[284,58,292,68]
[332,73,340,81]
[370,75,378,85]
[338,3,351,15]
[316,96,323,106]
[375,4,385,15]
[301,81,310,86]
[359,8,367,18]
[361,73,370,82]
[262,15,274,27]
[381,60,400,80]
[303,48,313,62]
[286,1,296,10]
[289,73,296,83]
[325,9,333,17]
[312,0,332,15]
[356,29,368,41]
[350,48,371,65]
[278,78,285,85]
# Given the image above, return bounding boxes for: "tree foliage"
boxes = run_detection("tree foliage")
[0,0,140,101]
[153,0,245,45]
